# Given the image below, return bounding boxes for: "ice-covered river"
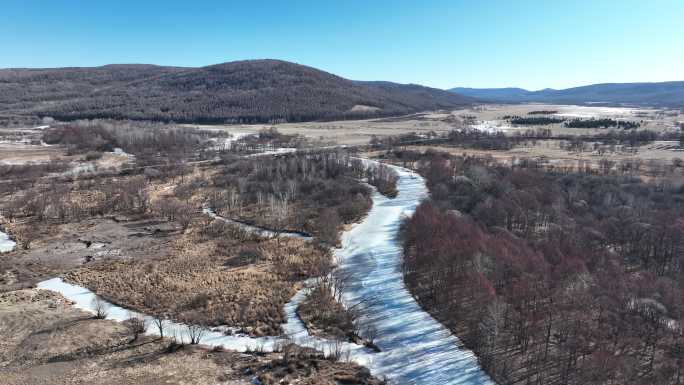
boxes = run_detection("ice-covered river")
[38,161,492,384]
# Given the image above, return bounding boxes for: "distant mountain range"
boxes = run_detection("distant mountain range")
[0,59,473,124]
[450,81,684,107]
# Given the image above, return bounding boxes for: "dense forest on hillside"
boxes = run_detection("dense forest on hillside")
[394,150,684,384]
[0,60,473,124]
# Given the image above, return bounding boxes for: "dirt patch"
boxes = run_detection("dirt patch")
[0,142,64,165]
[0,289,128,368]
[0,217,180,292]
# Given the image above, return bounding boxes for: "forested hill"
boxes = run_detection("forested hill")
[0,59,474,123]
[450,81,684,107]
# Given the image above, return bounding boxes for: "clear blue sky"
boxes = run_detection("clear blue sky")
[1,0,682,90]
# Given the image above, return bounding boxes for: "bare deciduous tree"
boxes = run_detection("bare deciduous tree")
[363,323,379,347]
[317,208,341,245]
[185,324,205,345]
[151,315,167,339]
[124,312,148,342]
[92,296,109,319]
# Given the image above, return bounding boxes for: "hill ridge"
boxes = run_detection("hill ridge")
[0,59,474,123]
[449,81,684,107]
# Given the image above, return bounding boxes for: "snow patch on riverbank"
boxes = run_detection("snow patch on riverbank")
[0,229,16,253]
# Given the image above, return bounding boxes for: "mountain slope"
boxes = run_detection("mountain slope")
[0,60,473,123]
[0,64,186,107]
[450,81,684,107]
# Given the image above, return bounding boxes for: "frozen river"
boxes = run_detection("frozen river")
[38,161,492,384]
[332,164,493,384]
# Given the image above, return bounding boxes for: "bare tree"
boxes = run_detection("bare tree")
[317,208,341,245]
[227,187,240,214]
[13,224,37,250]
[363,322,379,348]
[287,179,298,201]
[326,337,345,361]
[124,312,148,342]
[151,315,167,339]
[175,204,194,231]
[92,296,109,319]
[185,324,205,345]
[331,270,353,303]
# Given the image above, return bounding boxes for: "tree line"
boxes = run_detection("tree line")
[565,118,641,129]
[370,127,682,153]
[509,116,566,125]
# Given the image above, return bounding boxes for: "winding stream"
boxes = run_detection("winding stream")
[203,208,313,241]
[37,161,493,384]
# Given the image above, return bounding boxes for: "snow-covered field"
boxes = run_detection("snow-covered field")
[37,161,493,384]
[470,120,512,133]
[462,104,674,135]
[552,105,648,118]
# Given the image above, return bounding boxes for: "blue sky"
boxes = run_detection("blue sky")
[1,0,682,90]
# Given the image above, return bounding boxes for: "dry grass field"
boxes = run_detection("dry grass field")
[187,103,683,145]
[370,140,684,174]
[64,221,330,336]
